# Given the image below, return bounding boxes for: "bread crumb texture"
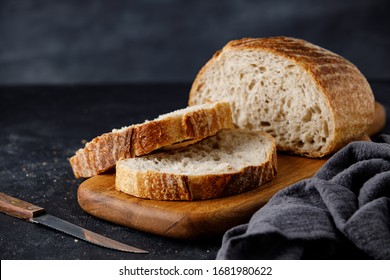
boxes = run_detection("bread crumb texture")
[189,37,375,157]
[116,129,277,200]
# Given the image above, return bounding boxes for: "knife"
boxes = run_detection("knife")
[0,192,148,254]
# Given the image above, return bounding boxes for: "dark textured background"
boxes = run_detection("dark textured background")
[0,0,389,84]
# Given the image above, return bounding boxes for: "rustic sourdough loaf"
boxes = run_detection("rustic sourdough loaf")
[115,129,277,201]
[70,102,233,178]
[189,37,375,157]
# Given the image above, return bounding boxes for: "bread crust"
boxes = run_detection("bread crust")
[189,37,375,157]
[70,127,133,178]
[70,102,233,178]
[115,131,278,201]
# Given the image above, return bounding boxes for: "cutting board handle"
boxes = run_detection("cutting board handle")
[367,102,386,137]
[0,192,45,220]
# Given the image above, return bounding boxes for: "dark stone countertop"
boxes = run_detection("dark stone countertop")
[0,82,389,259]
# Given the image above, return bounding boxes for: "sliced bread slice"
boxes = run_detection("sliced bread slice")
[70,102,233,178]
[189,37,375,157]
[115,129,277,201]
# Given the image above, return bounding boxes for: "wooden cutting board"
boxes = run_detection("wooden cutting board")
[78,154,326,239]
[77,102,386,239]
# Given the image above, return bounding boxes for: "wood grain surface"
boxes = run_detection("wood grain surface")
[78,154,327,239]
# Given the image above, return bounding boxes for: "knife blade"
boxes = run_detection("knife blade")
[0,192,148,254]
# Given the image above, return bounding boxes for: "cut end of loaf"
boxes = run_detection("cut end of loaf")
[116,129,277,201]
[190,46,333,157]
[189,37,375,158]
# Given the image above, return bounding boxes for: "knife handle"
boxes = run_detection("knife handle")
[0,192,45,220]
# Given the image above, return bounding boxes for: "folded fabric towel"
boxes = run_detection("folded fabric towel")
[217,136,390,260]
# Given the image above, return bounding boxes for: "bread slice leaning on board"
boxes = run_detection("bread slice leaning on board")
[70,102,233,178]
[189,36,375,157]
[115,129,277,201]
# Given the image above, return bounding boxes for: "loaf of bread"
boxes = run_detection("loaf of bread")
[189,37,375,157]
[115,129,277,201]
[70,102,233,178]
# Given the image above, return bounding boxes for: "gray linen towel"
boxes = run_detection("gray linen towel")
[217,136,390,259]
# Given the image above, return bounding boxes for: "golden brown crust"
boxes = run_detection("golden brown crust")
[189,36,375,157]
[115,168,192,200]
[70,102,233,178]
[70,127,133,178]
[115,132,277,201]
[130,102,233,157]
